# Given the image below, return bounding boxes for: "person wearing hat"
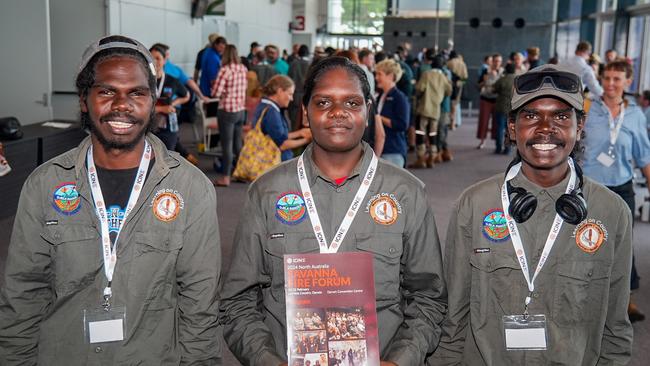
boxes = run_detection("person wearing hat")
[429,65,632,365]
[581,60,650,323]
[0,35,221,364]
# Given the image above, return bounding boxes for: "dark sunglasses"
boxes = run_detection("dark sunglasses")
[515,71,581,94]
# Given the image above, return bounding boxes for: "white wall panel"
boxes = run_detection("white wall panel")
[50,0,105,92]
[164,10,203,72]
[107,0,202,76]
[165,0,188,13]
[207,0,293,54]
[113,3,166,51]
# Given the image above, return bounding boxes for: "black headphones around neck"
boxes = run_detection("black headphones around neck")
[506,160,588,225]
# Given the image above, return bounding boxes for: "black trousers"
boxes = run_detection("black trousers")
[606,180,640,290]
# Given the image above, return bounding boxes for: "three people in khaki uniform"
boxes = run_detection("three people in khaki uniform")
[0,35,636,366]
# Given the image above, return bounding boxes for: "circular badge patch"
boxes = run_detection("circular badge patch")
[52,182,81,215]
[482,209,510,242]
[153,193,181,222]
[369,196,399,225]
[276,192,307,225]
[575,223,605,253]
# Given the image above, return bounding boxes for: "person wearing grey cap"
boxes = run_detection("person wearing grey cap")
[0,35,221,365]
[429,65,632,365]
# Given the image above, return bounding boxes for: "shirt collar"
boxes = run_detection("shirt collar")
[71,133,178,181]
[301,142,374,186]
[511,163,573,202]
[260,98,281,113]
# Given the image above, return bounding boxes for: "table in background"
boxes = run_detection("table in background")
[0,121,87,218]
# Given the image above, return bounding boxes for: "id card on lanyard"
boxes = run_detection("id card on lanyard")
[597,102,625,167]
[83,140,152,344]
[296,152,378,254]
[500,159,577,351]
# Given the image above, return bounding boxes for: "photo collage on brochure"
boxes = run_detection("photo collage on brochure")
[289,307,369,366]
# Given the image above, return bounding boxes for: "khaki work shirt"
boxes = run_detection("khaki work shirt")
[0,134,221,365]
[416,69,452,120]
[220,142,447,366]
[429,171,633,365]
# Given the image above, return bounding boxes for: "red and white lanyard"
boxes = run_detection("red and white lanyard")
[500,159,577,312]
[297,152,378,254]
[87,141,152,301]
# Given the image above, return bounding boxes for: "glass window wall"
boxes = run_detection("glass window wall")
[628,16,645,91]
[556,20,581,60]
[327,0,387,35]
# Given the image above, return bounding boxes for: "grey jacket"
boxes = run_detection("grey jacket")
[220,142,447,366]
[0,134,221,365]
[430,172,633,366]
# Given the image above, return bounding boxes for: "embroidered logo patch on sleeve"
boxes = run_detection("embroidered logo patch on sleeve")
[276,192,307,225]
[52,182,81,215]
[152,190,184,222]
[482,209,510,242]
[573,219,608,253]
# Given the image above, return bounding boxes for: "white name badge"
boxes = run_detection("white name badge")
[503,314,548,351]
[84,306,126,344]
[597,152,615,167]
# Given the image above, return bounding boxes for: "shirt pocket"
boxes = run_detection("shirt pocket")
[264,233,319,303]
[41,224,100,298]
[355,232,403,301]
[469,253,521,328]
[553,260,610,325]
[128,231,183,310]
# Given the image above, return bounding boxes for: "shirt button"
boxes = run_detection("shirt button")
[533,293,540,298]
[336,187,342,193]
[389,247,396,254]
[95,346,102,353]
[587,271,593,277]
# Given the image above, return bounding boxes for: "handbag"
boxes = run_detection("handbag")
[232,107,281,182]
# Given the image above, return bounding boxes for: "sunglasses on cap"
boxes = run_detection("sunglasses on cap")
[515,71,581,94]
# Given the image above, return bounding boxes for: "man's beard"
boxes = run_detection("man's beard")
[81,110,154,152]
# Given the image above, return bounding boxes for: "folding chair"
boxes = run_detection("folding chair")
[198,99,219,153]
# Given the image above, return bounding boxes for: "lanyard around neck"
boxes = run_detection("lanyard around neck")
[156,72,166,98]
[297,152,378,254]
[261,98,280,113]
[377,88,392,114]
[500,159,577,312]
[604,99,625,146]
[87,140,152,301]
